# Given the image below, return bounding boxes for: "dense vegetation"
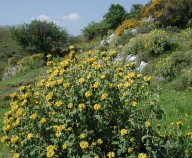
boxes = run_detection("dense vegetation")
[11,20,68,57]
[0,0,192,157]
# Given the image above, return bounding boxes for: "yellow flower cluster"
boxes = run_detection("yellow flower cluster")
[107,151,115,158]
[1,49,164,157]
[80,141,89,150]
[94,104,101,111]
[116,18,140,36]
[145,121,151,128]
[138,153,148,158]
[120,129,128,136]
[46,145,57,158]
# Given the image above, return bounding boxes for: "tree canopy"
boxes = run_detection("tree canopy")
[82,4,127,40]
[103,4,127,30]
[11,20,68,56]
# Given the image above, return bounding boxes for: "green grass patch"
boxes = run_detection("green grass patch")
[156,85,192,133]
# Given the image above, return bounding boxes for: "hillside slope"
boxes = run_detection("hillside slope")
[0,27,24,79]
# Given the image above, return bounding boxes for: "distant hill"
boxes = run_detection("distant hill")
[0,24,22,28]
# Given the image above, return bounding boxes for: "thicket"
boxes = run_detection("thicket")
[141,0,192,27]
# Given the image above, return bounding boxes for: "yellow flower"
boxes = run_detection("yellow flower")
[1,135,8,142]
[100,74,106,79]
[69,45,74,50]
[79,103,86,109]
[117,83,123,88]
[10,92,17,99]
[120,129,128,136]
[101,93,108,100]
[11,135,19,144]
[130,137,135,142]
[46,145,56,158]
[63,82,71,88]
[109,83,114,88]
[145,121,151,128]
[47,54,52,58]
[176,121,183,126]
[87,72,93,79]
[85,91,92,97]
[2,125,10,132]
[13,153,20,158]
[131,101,137,107]
[67,103,73,109]
[97,139,103,144]
[94,104,101,111]
[92,141,97,147]
[128,147,133,153]
[143,76,151,82]
[80,141,89,150]
[12,119,20,128]
[93,82,100,88]
[79,78,85,83]
[107,151,115,158]
[67,127,73,131]
[55,100,63,107]
[62,143,68,150]
[30,113,37,120]
[79,134,86,139]
[46,92,54,101]
[124,82,131,88]
[40,117,47,123]
[27,133,33,140]
[138,153,148,158]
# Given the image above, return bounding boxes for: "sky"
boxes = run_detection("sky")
[0,0,150,36]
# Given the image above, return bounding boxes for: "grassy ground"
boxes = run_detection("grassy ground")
[158,85,192,132]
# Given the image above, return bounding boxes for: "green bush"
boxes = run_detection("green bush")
[172,67,192,90]
[123,29,175,57]
[11,20,68,56]
[1,50,167,157]
[177,28,192,51]
[123,33,144,55]
[114,31,135,47]
[155,51,191,80]
[17,54,45,72]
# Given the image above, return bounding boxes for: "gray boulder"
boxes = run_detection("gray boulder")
[2,66,20,80]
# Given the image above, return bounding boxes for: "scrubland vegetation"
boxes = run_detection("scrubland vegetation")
[0,0,192,157]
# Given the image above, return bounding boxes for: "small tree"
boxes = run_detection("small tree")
[11,20,68,56]
[103,4,127,30]
[127,4,143,19]
[82,21,110,40]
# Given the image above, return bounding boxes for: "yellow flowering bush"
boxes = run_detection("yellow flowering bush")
[155,51,191,80]
[124,29,174,57]
[115,18,140,36]
[2,50,166,157]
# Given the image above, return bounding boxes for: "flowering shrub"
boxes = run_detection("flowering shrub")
[155,51,191,80]
[115,18,140,36]
[2,50,190,157]
[124,29,174,57]
[155,56,178,79]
